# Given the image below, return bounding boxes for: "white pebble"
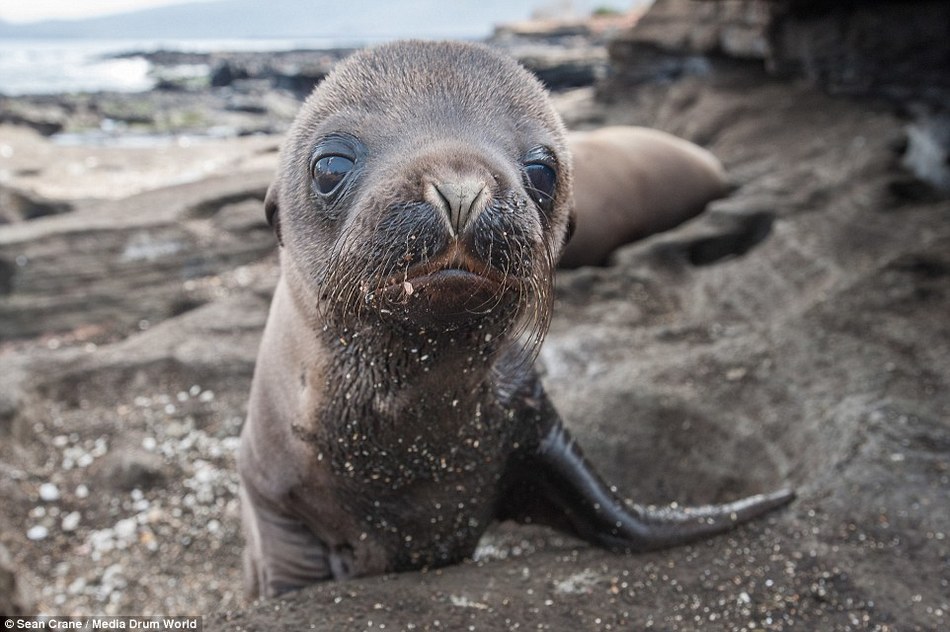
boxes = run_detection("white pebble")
[114,518,137,541]
[67,577,87,595]
[27,525,49,540]
[89,529,115,553]
[61,511,81,532]
[39,482,61,502]
[221,436,241,453]
[75,484,89,499]
[194,467,215,484]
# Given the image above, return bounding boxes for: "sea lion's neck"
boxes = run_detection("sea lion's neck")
[271,262,527,475]
[320,316,501,416]
[311,319,513,487]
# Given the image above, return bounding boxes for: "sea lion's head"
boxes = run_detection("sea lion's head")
[266,40,574,348]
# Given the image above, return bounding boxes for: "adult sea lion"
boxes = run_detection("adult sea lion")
[238,40,793,598]
[560,126,730,268]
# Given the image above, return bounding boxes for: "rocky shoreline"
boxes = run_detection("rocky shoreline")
[0,22,621,142]
[2,2,949,630]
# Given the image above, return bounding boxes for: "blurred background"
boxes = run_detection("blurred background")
[0,0,648,95]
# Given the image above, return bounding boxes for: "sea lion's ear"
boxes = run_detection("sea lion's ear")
[264,182,283,247]
[562,208,577,250]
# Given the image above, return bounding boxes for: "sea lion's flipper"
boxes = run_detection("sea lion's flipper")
[241,487,351,597]
[498,388,794,552]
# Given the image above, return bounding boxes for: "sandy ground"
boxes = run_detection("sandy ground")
[1,65,948,631]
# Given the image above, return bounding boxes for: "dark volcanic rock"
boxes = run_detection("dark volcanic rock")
[607,0,950,105]
[516,48,608,90]
[0,98,66,136]
[604,0,950,198]
[611,0,771,60]
[210,60,248,88]
[768,0,950,103]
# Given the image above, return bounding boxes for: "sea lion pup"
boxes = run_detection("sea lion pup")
[238,40,793,598]
[560,126,730,268]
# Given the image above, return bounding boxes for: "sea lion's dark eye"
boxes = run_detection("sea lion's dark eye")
[524,163,557,213]
[313,155,355,195]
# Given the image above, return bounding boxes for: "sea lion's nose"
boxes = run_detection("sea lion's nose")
[429,176,488,236]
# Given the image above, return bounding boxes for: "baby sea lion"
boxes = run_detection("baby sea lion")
[238,40,793,598]
[560,126,730,268]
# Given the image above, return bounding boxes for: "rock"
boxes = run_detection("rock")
[25,525,48,541]
[607,0,950,107]
[604,0,950,196]
[768,0,950,104]
[0,98,66,136]
[0,170,276,340]
[271,62,331,97]
[612,0,770,59]
[210,61,247,88]
[113,518,138,542]
[38,482,60,502]
[0,185,73,224]
[61,511,81,532]
[516,48,608,90]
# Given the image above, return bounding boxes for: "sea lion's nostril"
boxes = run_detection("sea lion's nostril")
[431,177,488,235]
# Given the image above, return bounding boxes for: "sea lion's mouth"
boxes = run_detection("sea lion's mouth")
[404,267,494,289]
[379,244,515,294]
[369,244,523,327]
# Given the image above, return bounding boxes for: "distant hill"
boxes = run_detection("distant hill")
[0,0,556,41]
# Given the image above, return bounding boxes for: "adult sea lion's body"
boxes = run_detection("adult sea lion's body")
[561,126,730,268]
[238,40,793,598]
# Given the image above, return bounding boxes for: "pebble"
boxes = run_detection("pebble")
[27,525,49,541]
[114,518,138,541]
[67,577,87,595]
[62,511,81,532]
[39,483,61,502]
[166,421,189,438]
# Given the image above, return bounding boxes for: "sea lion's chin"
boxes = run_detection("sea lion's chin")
[372,268,517,331]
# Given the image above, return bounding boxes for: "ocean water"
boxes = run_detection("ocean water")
[0,38,360,96]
